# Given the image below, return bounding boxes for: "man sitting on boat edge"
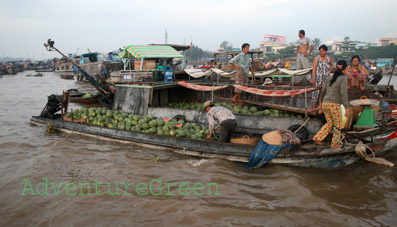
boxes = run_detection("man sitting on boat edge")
[204,101,237,142]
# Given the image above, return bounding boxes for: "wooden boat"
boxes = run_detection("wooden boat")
[69,93,100,104]
[60,74,74,79]
[30,116,397,169]
[36,40,397,168]
[35,68,54,72]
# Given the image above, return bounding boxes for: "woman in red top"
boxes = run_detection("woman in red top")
[345,55,369,91]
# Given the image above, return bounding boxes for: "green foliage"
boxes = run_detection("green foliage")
[220,41,234,52]
[264,45,297,59]
[184,45,213,61]
[335,44,397,58]
[313,38,321,50]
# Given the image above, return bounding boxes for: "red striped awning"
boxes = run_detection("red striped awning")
[178,81,229,91]
[232,85,321,97]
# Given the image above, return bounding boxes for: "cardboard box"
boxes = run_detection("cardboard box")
[134,60,156,70]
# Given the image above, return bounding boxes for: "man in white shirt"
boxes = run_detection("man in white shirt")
[296,30,314,70]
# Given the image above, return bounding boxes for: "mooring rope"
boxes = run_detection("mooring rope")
[341,133,375,159]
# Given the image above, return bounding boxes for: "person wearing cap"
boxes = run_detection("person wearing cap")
[203,101,237,142]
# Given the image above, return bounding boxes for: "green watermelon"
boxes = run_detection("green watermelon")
[250,107,257,113]
[149,120,157,127]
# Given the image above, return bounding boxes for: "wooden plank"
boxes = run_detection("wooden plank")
[220,97,316,116]
[160,88,169,106]
[113,86,151,115]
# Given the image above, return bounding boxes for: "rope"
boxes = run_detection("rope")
[341,133,376,159]
[354,141,375,159]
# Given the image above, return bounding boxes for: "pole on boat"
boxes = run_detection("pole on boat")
[211,84,214,102]
[140,57,144,71]
[294,117,310,134]
[304,86,308,118]
[43,39,113,109]
[387,58,396,86]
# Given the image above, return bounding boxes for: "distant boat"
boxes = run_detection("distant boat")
[69,93,100,104]
[35,68,54,72]
[60,74,74,79]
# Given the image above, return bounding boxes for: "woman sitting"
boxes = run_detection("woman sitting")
[345,55,369,91]
[313,60,350,148]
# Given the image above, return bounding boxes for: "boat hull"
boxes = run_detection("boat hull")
[30,116,395,168]
[69,94,100,104]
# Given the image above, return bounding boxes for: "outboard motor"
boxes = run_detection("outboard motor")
[370,68,383,85]
[40,94,62,119]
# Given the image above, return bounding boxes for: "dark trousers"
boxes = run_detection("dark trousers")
[219,119,237,142]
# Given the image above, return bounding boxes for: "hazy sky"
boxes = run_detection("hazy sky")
[1,0,396,59]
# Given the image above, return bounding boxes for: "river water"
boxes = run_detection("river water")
[0,71,396,226]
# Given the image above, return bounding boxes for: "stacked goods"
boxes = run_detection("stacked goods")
[63,107,215,140]
[167,102,204,110]
[166,102,304,118]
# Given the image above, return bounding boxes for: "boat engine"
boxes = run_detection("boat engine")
[370,68,383,85]
[40,94,62,119]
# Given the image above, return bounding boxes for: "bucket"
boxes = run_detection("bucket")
[152,70,162,81]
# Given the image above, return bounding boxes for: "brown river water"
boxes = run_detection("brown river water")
[0,71,396,226]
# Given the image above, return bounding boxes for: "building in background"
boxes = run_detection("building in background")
[325,40,377,54]
[260,34,287,53]
[379,38,397,46]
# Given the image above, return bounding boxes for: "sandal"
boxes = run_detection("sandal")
[330,145,343,149]
[313,139,323,145]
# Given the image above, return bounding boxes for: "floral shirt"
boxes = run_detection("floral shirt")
[207,107,236,131]
[345,65,369,88]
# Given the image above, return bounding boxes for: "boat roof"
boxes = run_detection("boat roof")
[148,44,190,51]
[81,52,100,57]
[214,50,263,56]
[118,45,184,59]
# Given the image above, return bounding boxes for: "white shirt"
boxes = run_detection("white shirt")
[298,37,313,47]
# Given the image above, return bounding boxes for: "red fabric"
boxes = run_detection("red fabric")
[177,81,229,91]
[232,85,321,97]
[199,66,212,69]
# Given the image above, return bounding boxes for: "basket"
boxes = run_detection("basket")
[231,135,260,145]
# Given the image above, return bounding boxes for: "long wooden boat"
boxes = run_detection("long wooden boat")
[69,93,100,104]
[35,68,54,72]
[30,116,397,168]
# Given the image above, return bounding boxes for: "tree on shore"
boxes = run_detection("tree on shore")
[335,44,397,59]
[313,38,321,50]
[184,45,214,61]
[219,41,233,52]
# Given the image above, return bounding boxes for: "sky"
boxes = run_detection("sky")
[0,0,396,60]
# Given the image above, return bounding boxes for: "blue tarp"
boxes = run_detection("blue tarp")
[246,140,290,168]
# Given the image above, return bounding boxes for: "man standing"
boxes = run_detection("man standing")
[204,101,237,142]
[229,43,255,104]
[296,30,314,70]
